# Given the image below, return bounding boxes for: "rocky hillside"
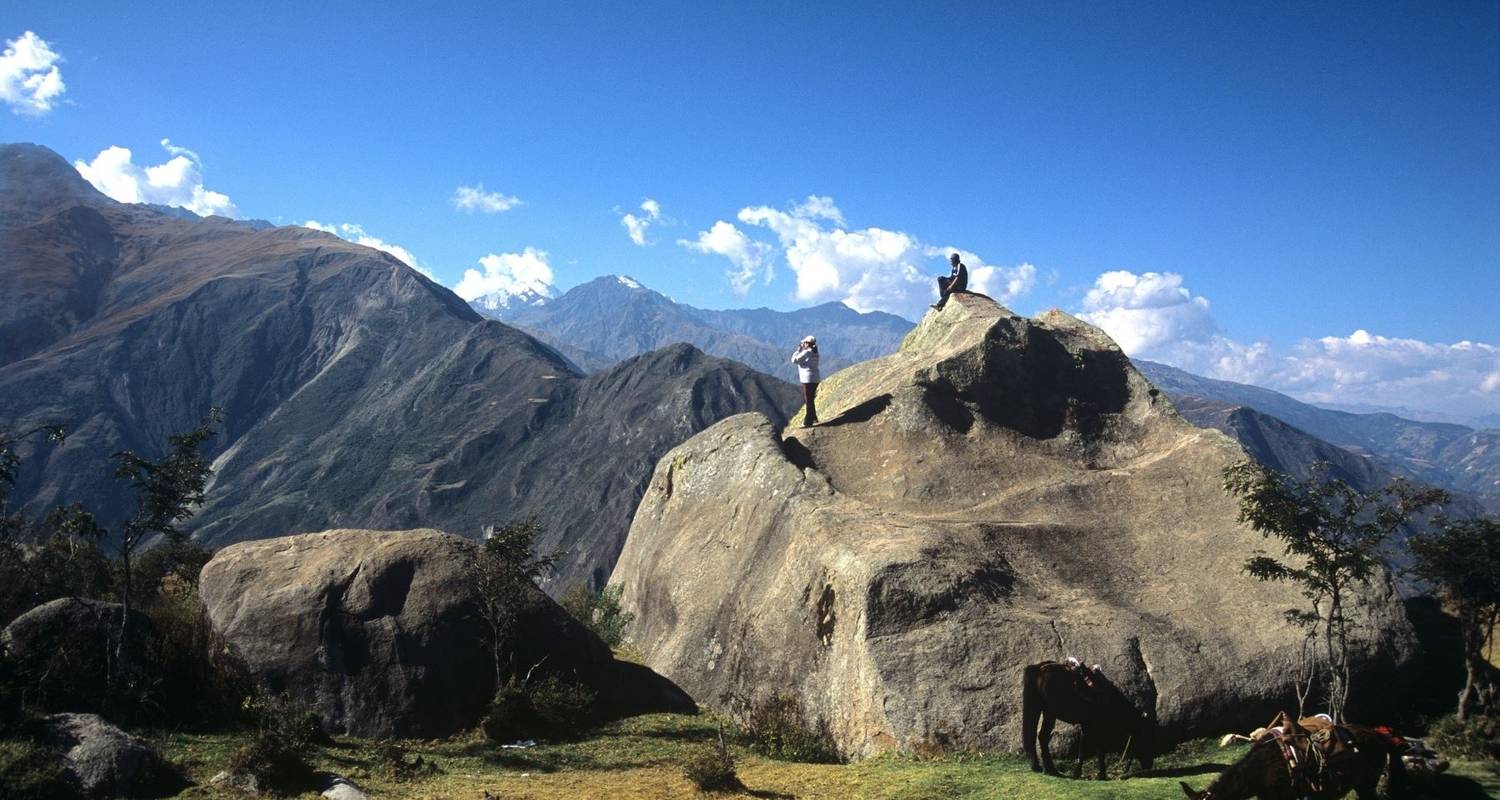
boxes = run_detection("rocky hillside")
[484,275,913,379]
[1139,360,1500,512]
[612,293,1418,757]
[0,143,796,593]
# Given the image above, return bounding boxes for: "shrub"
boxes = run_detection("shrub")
[737,693,842,764]
[227,693,324,793]
[480,673,598,742]
[681,727,741,793]
[0,739,83,800]
[374,742,439,781]
[559,583,635,648]
[1430,714,1500,764]
[141,576,254,728]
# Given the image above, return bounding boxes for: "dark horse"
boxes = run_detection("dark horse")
[1022,660,1156,779]
[1180,721,1406,800]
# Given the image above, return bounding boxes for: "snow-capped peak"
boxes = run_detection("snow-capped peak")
[616,275,643,289]
[468,280,555,316]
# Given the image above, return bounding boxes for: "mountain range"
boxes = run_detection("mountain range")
[472,275,914,380]
[0,143,797,591]
[477,268,1498,514]
[1,139,1490,605]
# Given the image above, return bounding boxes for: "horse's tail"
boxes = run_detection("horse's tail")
[1021,663,1042,760]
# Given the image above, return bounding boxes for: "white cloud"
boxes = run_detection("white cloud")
[452,247,556,303]
[678,220,775,294]
[1077,271,1219,354]
[933,246,1037,305]
[717,195,1032,319]
[301,220,434,279]
[452,184,521,214]
[74,140,237,217]
[621,197,663,246]
[1076,269,1500,424]
[0,31,64,116]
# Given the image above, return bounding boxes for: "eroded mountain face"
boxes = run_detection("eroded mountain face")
[613,292,1419,757]
[0,144,797,593]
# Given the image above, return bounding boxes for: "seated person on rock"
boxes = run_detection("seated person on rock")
[931,252,968,310]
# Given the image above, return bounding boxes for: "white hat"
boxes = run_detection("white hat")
[801,335,816,344]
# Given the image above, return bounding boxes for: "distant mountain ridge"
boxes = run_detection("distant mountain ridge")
[0,142,798,593]
[475,274,915,380]
[1138,359,1500,512]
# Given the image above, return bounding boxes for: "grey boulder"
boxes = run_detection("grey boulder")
[39,712,183,798]
[198,528,685,739]
[611,292,1418,758]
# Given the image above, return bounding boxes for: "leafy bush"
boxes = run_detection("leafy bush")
[374,742,439,781]
[141,575,254,728]
[480,673,598,742]
[559,584,635,648]
[1431,714,1500,764]
[681,727,742,793]
[227,693,324,793]
[0,739,83,800]
[737,693,842,764]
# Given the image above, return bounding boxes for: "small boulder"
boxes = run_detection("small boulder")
[39,712,185,798]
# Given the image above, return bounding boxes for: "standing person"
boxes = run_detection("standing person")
[931,252,968,310]
[792,335,821,427]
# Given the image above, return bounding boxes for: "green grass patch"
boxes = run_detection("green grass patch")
[151,713,1500,799]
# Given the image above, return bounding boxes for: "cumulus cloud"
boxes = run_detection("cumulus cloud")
[1,31,64,116]
[75,140,237,217]
[301,220,433,279]
[932,246,1037,306]
[678,220,775,294]
[1078,270,1219,354]
[621,198,662,246]
[452,247,556,302]
[697,195,1031,319]
[452,184,521,214]
[1076,269,1500,424]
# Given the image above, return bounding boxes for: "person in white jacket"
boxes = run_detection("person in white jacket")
[792,335,821,427]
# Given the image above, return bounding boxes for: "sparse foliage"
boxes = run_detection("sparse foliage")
[480,672,598,742]
[681,723,742,792]
[1223,460,1445,721]
[731,692,842,764]
[229,692,324,793]
[1408,515,1500,720]
[560,583,635,648]
[110,409,221,666]
[468,517,558,686]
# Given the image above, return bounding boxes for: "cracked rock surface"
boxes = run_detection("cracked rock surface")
[611,293,1418,757]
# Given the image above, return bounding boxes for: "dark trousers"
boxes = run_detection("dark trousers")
[802,382,819,424]
[935,275,965,308]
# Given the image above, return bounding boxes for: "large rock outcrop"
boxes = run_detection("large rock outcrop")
[612,293,1418,757]
[199,529,690,738]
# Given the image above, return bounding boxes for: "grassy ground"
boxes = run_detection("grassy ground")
[155,713,1500,799]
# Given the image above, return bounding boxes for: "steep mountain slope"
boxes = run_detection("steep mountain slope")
[0,143,797,592]
[1138,360,1500,511]
[484,275,914,379]
[195,342,799,590]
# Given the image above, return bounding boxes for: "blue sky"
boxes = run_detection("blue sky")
[3,2,1498,422]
